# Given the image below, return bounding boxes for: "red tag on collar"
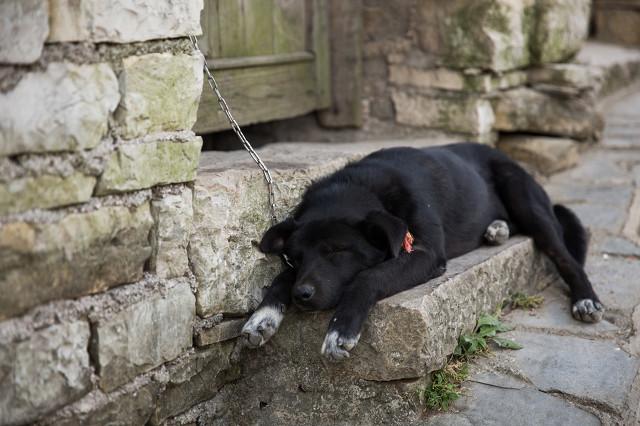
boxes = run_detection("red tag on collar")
[402,231,414,253]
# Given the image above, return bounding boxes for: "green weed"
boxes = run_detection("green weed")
[418,313,522,411]
[509,292,544,310]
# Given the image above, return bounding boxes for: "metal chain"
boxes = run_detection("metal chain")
[189,35,278,224]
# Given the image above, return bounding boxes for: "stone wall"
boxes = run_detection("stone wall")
[361,0,604,172]
[0,1,208,425]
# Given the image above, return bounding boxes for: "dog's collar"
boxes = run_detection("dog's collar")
[402,231,415,253]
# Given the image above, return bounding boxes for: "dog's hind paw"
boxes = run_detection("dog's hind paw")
[241,305,284,348]
[484,220,510,245]
[572,299,604,323]
[321,331,361,362]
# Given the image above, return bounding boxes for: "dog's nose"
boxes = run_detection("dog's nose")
[294,284,315,302]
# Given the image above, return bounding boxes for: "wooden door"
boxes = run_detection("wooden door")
[195,0,330,133]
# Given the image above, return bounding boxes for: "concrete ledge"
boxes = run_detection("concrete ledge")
[210,238,558,424]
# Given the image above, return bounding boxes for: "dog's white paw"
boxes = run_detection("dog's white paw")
[241,306,284,348]
[572,299,604,323]
[321,330,361,362]
[484,220,510,245]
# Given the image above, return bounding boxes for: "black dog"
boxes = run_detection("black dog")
[241,143,604,361]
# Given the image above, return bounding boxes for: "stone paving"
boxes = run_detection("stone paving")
[425,90,640,425]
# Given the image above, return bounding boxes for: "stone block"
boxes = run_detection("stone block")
[497,135,579,175]
[95,135,202,195]
[0,172,96,215]
[494,331,640,413]
[48,0,203,43]
[0,321,92,425]
[38,379,161,426]
[0,203,153,320]
[148,342,235,425]
[210,238,558,424]
[389,65,528,93]
[90,280,195,391]
[195,318,245,346]
[190,144,363,317]
[491,87,603,140]
[417,0,535,71]
[532,0,591,63]
[0,63,120,157]
[149,186,194,279]
[115,53,204,139]
[0,0,49,64]
[190,141,482,318]
[527,63,602,91]
[392,90,495,135]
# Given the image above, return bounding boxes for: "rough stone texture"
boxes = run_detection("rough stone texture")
[207,238,556,424]
[417,0,535,71]
[426,383,600,426]
[0,0,49,64]
[527,63,602,92]
[48,0,203,43]
[507,285,619,338]
[37,379,161,426]
[389,65,528,93]
[148,342,236,425]
[0,203,153,320]
[493,331,640,413]
[149,186,194,279]
[195,318,245,346]
[114,53,203,139]
[492,87,603,140]
[586,254,640,313]
[0,62,119,157]
[577,42,640,97]
[392,91,495,135]
[532,0,591,64]
[497,135,579,175]
[545,181,632,235]
[0,321,92,426]
[190,140,436,317]
[95,135,202,195]
[0,172,96,215]
[90,280,195,392]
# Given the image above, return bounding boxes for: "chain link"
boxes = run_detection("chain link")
[189,35,294,268]
[189,35,278,224]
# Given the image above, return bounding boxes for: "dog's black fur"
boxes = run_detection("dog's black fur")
[242,143,604,360]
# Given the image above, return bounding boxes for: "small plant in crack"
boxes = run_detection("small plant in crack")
[508,292,545,310]
[418,312,522,411]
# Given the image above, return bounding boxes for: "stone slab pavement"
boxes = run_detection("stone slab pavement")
[425,90,640,425]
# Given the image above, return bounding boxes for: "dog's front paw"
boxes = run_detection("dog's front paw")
[321,330,361,361]
[241,305,284,348]
[572,298,604,323]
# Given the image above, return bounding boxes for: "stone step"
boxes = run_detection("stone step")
[189,141,559,424]
[576,41,640,98]
[179,239,557,425]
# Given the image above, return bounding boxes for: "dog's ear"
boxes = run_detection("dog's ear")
[259,218,296,254]
[360,211,407,258]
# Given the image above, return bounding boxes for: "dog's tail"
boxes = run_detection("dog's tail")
[553,204,589,266]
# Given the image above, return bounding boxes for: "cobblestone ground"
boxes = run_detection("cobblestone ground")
[426,90,640,425]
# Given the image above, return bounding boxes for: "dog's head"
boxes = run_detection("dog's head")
[259,211,408,310]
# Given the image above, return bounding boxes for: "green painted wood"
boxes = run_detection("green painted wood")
[312,0,331,109]
[273,0,306,53]
[194,60,318,134]
[318,0,363,128]
[243,0,274,56]
[218,0,246,57]
[200,0,220,57]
